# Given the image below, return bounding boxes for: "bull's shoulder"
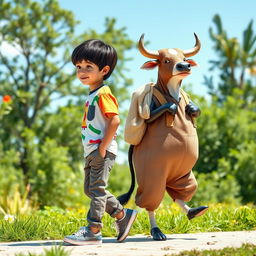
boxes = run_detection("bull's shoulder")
[132,82,154,97]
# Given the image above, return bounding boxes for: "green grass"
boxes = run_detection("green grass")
[0,216,50,241]
[172,243,256,256]
[0,203,255,242]
[15,246,71,256]
[14,243,256,256]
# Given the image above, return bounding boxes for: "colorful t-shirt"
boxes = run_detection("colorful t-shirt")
[81,85,118,157]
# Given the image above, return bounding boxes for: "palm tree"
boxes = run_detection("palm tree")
[205,14,256,104]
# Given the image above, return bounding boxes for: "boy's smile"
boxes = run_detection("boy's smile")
[76,60,110,91]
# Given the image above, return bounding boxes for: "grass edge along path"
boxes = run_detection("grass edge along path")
[0,203,255,242]
[14,243,256,256]
[171,243,256,256]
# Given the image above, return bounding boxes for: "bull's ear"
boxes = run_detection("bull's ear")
[186,59,198,67]
[140,60,159,70]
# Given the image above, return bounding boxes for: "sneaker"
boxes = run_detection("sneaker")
[63,226,102,245]
[116,208,138,242]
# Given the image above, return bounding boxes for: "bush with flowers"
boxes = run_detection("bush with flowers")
[0,95,12,118]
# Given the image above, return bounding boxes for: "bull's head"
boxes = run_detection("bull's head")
[138,33,201,99]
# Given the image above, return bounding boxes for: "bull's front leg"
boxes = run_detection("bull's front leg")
[148,211,167,241]
[185,101,201,118]
[146,102,177,124]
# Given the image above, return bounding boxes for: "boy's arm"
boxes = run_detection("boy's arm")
[99,114,120,158]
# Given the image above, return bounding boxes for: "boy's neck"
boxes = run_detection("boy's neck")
[89,83,104,94]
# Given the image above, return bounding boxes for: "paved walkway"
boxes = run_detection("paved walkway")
[0,231,256,256]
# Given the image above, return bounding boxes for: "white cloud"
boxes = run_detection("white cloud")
[0,41,21,57]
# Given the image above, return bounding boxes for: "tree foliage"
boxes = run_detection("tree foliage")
[195,15,256,204]
[1,4,256,208]
[0,0,135,208]
[204,14,256,104]
[192,90,256,203]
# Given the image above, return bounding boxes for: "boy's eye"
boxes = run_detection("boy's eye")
[75,64,94,71]
[86,65,93,70]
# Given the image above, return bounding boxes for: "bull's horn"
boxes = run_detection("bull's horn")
[138,34,159,59]
[183,33,201,57]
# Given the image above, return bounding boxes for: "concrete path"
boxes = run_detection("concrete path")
[0,231,256,256]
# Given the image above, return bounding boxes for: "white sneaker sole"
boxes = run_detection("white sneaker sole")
[117,210,138,242]
[63,237,102,246]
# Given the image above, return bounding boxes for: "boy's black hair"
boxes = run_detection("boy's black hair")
[71,39,117,80]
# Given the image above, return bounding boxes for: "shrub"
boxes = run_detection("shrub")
[191,171,241,205]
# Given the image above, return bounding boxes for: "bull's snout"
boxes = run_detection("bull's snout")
[176,62,191,72]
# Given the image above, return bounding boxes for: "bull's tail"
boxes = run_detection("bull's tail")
[117,145,135,205]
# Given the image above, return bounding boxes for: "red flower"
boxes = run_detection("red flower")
[2,95,12,103]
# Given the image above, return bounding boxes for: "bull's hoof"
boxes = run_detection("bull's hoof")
[187,206,209,220]
[150,227,167,241]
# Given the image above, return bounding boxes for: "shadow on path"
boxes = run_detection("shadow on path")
[8,241,63,247]
[104,237,197,243]
[7,236,197,247]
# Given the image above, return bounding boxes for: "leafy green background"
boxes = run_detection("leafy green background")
[0,0,256,213]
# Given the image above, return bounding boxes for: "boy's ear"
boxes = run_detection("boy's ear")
[101,65,110,75]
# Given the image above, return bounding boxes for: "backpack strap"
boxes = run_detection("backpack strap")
[152,87,174,127]
[153,87,167,105]
[180,89,197,128]
[180,88,190,105]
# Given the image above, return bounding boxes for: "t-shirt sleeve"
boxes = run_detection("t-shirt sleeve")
[98,93,119,118]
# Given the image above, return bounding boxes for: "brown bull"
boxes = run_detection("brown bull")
[118,34,208,241]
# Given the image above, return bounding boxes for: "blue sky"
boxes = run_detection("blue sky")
[60,0,256,96]
[58,0,256,163]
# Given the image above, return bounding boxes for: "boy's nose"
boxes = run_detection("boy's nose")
[78,68,86,73]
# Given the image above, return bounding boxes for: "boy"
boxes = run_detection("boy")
[64,39,137,245]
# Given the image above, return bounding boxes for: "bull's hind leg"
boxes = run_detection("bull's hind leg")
[148,211,166,241]
[175,199,208,220]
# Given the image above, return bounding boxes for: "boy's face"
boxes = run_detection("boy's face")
[75,60,110,90]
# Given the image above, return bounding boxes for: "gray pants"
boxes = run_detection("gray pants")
[84,149,123,229]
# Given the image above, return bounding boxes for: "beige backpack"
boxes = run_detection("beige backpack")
[124,84,192,145]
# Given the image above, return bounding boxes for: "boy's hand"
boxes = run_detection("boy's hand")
[99,143,106,158]
[98,114,120,159]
